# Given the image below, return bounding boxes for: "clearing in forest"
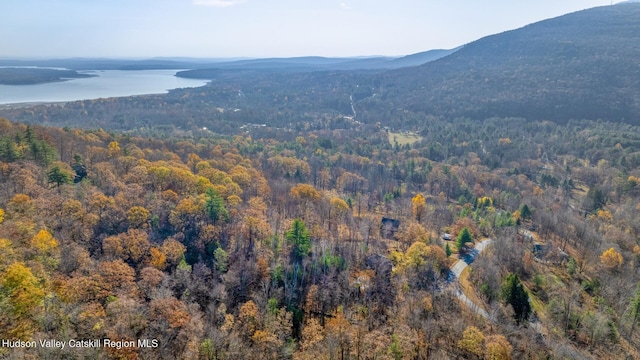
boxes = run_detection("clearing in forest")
[388,131,423,146]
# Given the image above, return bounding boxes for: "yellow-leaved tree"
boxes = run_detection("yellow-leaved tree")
[600,247,623,270]
[485,334,512,360]
[107,141,121,158]
[126,206,150,229]
[0,262,45,339]
[30,229,59,268]
[31,229,58,253]
[457,326,485,357]
[412,193,426,222]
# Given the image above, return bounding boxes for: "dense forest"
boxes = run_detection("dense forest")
[1,112,640,359]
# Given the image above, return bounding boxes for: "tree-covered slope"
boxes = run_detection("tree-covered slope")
[365,3,640,124]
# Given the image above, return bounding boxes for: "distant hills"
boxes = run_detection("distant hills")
[175,49,460,79]
[0,58,231,71]
[0,47,459,75]
[364,3,640,124]
[0,68,94,85]
[385,48,461,69]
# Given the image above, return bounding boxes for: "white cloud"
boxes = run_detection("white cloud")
[193,0,246,7]
[340,2,351,10]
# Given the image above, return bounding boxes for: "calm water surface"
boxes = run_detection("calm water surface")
[0,70,208,105]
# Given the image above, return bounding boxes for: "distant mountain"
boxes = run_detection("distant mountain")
[386,47,461,68]
[176,50,459,79]
[0,50,456,77]
[0,58,202,71]
[180,56,389,73]
[364,3,640,124]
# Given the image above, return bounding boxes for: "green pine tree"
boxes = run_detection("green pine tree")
[286,218,311,261]
[214,247,228,273]
[47,165,72,188]
[0,138,21,162]
[500,273,531,324]
[519,204,532,220]
[205,188,228,223]
[456,227,473,251]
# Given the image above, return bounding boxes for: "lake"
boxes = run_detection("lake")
[0,69,208,105]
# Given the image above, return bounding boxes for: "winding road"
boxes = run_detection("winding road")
[448,238,545,338]
[447,239,493,320]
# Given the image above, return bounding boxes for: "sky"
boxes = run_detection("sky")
[0,0,616,59]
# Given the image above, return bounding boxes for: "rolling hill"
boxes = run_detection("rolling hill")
[175,49,459,79]
[362,3,640,124]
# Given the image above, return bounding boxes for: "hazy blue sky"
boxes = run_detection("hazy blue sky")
[1,0,615,58]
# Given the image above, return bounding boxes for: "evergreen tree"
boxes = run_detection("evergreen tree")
[24,126,34,144]
[587,186,606,211]
[519,204,532,220]
[286,218,311,261]
[205,188,228,223]
[456,227,473,251]
[214,247,228,273]
[47,165,72,188]
[0,138,20,162]
[500,273,531,324]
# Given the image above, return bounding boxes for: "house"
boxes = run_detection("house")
[532,242,548,257]
[380,217,400,239]
[72,164,87,183]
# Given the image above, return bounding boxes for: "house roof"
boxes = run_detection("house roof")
[381,217,400,228]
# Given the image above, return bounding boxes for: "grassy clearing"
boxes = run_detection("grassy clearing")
[459,266,485,308]
[388,131,423,146]
[528,291,546,320]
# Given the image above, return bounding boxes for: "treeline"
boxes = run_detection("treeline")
[0,68,93,85]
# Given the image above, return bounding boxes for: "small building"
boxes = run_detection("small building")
[532,242,548,257]
[380,217,400,239]
[72,164,87,183]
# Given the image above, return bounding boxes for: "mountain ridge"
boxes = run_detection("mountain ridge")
[364,3,640,124]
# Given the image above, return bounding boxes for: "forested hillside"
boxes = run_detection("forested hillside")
[2,114,640,358]
[367,3,640,124]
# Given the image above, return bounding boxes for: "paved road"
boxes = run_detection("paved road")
[447,239,493,320]
[449,239,493,278]
[448,238,547,342]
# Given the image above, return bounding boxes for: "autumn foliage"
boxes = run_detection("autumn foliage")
[600,247,624,269]
[0,114,637,359]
